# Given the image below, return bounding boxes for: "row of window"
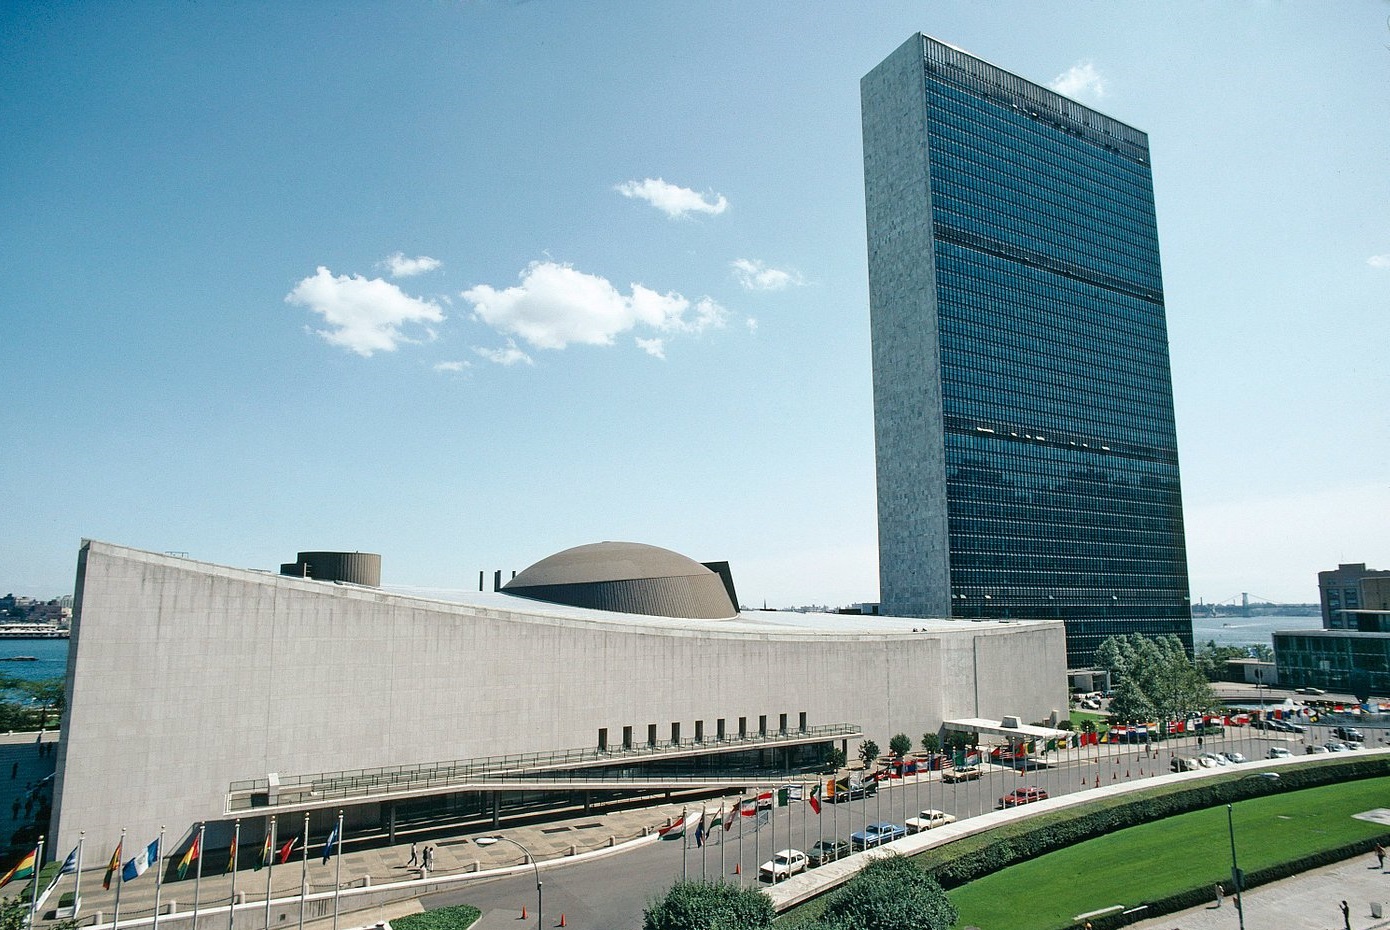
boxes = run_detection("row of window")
[595,712,809,751]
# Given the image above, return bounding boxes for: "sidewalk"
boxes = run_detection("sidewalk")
[1129,855,1390,930]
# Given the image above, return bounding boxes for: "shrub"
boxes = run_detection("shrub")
[642,880,774,930]
[391,904,482,930]
[807,854,957,930]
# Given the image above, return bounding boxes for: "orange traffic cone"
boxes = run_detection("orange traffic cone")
[1125,769,1130,778]
[521,907,527,920]
[1094,775,1100,787]
[559,916,567,927]
[734,862,741,875]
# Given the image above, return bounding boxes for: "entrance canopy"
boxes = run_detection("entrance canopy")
[944,717,1070,743]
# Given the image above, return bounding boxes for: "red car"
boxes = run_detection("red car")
[997,787,1049,808]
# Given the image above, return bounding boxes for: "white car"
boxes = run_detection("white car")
[1325,741,1348,752]
[1267,746,1293,759]
[1197,752,1228,768]
[1221,751,1247,764]
[758,849,807,883]
[905,809,958,833]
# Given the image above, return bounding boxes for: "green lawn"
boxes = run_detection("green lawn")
[950,777,1390,930]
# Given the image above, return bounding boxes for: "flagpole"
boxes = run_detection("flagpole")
[736,799,744,888]
[112,829,126,930]
[331,811,343,930]
[228,820,240,930]
[717,801,725,883]
[754,792,760,886]
[73,833,84,920]
[29,834,45,929]
[152,826,165,930]
[192,823,206,930]
[297,813,308,930]
[680,810,687,881]
[264,816,275,930]
[699,808,707,881]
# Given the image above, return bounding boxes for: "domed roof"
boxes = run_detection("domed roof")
[502,542,738,620]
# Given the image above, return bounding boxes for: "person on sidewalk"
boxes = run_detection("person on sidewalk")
[1375,843,1385,870]
[408,842,418,867]
[423,846,434,872]
[1214,883,1224,907]
[1341,900,1351,930]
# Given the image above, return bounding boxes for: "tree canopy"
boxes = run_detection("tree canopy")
[805,854,957,930]
[642,880,774,930]
[1093,633,1215,722]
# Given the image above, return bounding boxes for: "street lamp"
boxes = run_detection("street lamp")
[476,836,540,930]
[1227,773,1280,930]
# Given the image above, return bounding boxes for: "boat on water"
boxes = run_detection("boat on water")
[0,656,38,662]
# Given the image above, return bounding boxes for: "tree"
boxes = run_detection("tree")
[920,732,940,754]
[889,733,912,759]
[809,854,957,930]
[1098,633,1215,724]
[20,678,65,728]
[858,739,880,769]
[643,880,774,930]
[823,747,847,771]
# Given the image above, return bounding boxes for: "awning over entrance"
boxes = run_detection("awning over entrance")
[943,717,1070,743]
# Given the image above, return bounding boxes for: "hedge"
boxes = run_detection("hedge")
[915,756,1390,889]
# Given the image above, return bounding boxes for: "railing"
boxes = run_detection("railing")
[227,724,861,812]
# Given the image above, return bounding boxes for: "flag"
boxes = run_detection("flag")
[40,846,79,901]
[322,824,339,864]
[255,832,272,871]
[786,784,804,801]
[278,835,298,864]
[709,805,724,833]
[177,833,201,879]
[0,848,36,889]
[226,832,238,875]
[724,803,736,831]
[776,786,791,807]
[122,839,159,882]
[694,810,707,848]
[739,798,757,817]
[756,790,773,808]
[808,783,822,815]
[104,840,123,890]
[658,811,688,840]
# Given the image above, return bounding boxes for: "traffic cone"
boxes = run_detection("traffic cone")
[521,907,527,920]
[1094,775,1100,788]
[734,862,741,875]
[1126,769,1130,778]
[559,916,566,927]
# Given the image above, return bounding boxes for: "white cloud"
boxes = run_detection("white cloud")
[635,337,666,359]
[1049,62,1106,100]
[731,258,805,291]
[746,318,758,334]
[615,177,728,218]
[1368,254,1390,269]
[433,360,471,372]
[287,266,445,357]
[461,261,728,353]
[473,341,533,366]
[382,252,442,277]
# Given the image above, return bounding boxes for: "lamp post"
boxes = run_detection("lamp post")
[476,836,540,930]
[1228,773,1280,930]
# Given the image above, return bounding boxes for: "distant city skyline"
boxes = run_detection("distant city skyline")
[2,4,1386,607]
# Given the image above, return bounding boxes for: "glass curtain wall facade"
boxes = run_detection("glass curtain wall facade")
[862,35,1192,668]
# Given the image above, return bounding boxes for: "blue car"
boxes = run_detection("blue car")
[850,822,907,850]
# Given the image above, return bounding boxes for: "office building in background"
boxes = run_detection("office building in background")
[861,34,1192,667]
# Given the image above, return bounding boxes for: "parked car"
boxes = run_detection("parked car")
[1296,686,1327,695]
[758,849,807,883]
[1306,744,1330,754]
[905,809,957,833]
[942,765,981,783]
[827,781,877,803]
[1171,756,1201,772]
[850,822,907,850]
[1325,741,1349,752]
[1267,746,1293,759]
[1198,752,1230,768]
[1221,751,1247,764]
[1333,726,1364,743]
[806,839,851,868]
[997,787,1049,808]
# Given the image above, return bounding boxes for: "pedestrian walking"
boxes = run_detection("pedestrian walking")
[407,842,418,867]
[1214,883,1224,907]
[1341,899,1351,930]
[423,845,434,872]
[1376,842,1385,870]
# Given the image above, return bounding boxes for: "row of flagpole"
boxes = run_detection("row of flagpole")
[1,810,346,930]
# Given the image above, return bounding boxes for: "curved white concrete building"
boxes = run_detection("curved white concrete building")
[51,540,1067,855]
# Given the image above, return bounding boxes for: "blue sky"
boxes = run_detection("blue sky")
[2,2,1386,607]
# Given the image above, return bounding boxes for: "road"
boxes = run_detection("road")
[422,724,1329,928]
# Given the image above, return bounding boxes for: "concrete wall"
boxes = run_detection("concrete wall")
[52,541,1066,852]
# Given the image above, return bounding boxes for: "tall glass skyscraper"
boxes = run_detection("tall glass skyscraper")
[861,34,1192,668]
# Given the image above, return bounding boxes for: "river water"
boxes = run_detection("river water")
[0,638,69,682]
[1190,614,1322,648]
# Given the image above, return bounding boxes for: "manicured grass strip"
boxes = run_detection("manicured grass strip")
[391,904,483,930]
[949,777,1390,930]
